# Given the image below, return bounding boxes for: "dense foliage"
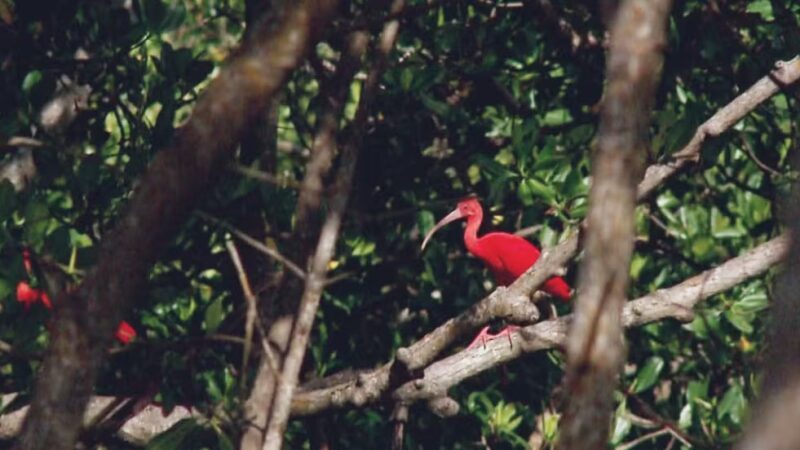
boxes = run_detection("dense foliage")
[0,0,798,448]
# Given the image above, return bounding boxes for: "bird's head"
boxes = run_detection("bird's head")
[421,197,483,251]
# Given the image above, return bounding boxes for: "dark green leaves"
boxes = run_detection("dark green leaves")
[632,356,665,394]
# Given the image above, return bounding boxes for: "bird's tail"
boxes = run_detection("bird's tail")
[544,276,572,301]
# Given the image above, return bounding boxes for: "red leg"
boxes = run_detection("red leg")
[466,326,493,349]
[496,325,520,349]
[466,325,521,350]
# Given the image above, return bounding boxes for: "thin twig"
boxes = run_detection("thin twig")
[223,239,283,386]
[229,163,301,188]
[2,137,45,149]
[617,428,671,450]
[739,134,783,177]
[196,211,306,280]
[225,240,258,390]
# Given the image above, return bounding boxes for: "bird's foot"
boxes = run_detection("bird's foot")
[466,325,521,350]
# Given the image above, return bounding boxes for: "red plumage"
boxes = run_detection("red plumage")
[422,198,571,300]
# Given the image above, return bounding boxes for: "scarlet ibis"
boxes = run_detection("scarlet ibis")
[421,197,571,347]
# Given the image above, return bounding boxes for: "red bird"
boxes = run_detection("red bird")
[421,197,571,347]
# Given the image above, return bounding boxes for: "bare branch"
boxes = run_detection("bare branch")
[14,2,339,449]
[637,55,800,200]
[225,240,260,390]
[260,3,406,448]
[0,236,786,443]
[390,403,408,450]
[1,137,45,149]
[197,211,307,280]
[240,25,373,450]
[617,428,671,450]
[291,234,787,415]
[739,134,783,177]
[229,163,301,189]
[0,394,202,446]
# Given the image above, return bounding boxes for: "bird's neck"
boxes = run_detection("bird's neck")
[463,212,483,254]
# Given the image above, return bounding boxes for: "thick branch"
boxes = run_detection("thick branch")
[637,55,800,200]
[0,235,786,442]
[0,395,201,446]
[559,2,672,449]
[284,52,800,421]
[396,54,800,373]
[14,2,339,450]
[292,235,787,415]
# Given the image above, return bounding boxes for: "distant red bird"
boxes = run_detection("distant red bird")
[421,197,571,347]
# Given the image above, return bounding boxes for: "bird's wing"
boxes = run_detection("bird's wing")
[482,232,571,300]
[480,232,541,279]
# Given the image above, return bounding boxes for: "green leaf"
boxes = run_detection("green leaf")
[542,108,573,127]
[418,210,435,235]
[204,296,225,334]
[611,402,632,444]
[420,94,450,117]
[711,207,744,238]
[146,419,199,450]
[22,71,43,93]
[725,309,755,334]
[517,179,534,206]
[216,430,235,450]
[691,237,715,259]
[687,379,709,404]
[518,177,556,205]
[746,0,774,21]
[687,315,709,339]
[718,383,745,425]
[141,0,168,31]
[23,197,51,246]
[678,403,693,429]
[400,68,413,91]
[633,356,665,393]
[735,292,769,314]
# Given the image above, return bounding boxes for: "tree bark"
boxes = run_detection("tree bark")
[558,1,672,449]
[14,2,339,449]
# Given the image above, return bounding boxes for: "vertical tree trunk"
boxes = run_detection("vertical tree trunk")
[557,1,672,449]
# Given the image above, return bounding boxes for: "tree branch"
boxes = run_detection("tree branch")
[240,27,372,450]
[559,2,672,449]
[0,235,786,443]
[14,2,339,449]
[283,54,800,420]
[290,234,787,415]
[197,211,307,280]
[637,55,800,201]
[260,2,406,448]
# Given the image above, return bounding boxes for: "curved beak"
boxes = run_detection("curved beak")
[421,208,465,251]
